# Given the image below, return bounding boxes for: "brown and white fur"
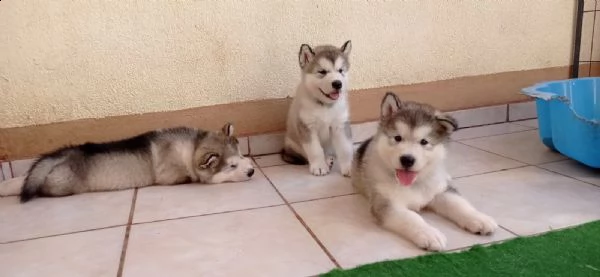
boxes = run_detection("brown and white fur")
[281,40,353,177]
[0,123,254,203]
[352,92,498,251]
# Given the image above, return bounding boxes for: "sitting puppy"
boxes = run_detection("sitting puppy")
[281,40,354,177]
[4,123,254,202]
[352,92,498,251]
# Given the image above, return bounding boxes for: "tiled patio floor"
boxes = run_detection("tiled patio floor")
[2,119,600,277]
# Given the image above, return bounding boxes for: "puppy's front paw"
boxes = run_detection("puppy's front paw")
[461,212,498,235]
[309,162,330,176]
[340,162,352,177]
[413,227,447,251]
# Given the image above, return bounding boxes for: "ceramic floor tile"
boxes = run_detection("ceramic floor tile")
[238,137,249,156]
[253,154,287,168]
[1,162,11,180]
[10,158,36,177]
[512,119,539,128]
[351,121,378,143]
[584,0,596,11]
[508,101,537,121]
[248,132,284,155]
[124,206,334,277]
[293,195,514,269]
[0,227,124,277]
[452,123,532,141]
[261,164,354,203]
[538,160,600,186]
[134,170,283,223]
[453,166,600,236]
[254,145,361,169]
[447,142,525,177]
[460,130,565,165]
[448,105,507,128]
[0,190,133,243]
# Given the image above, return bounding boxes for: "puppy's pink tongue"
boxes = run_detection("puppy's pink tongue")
[396,170,417,186]
[329,91,340,100]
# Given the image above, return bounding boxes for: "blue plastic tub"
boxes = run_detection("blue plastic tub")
[522,77,600,168]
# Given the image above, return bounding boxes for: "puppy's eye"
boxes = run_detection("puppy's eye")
[317,70,327,75]
[230,164,238,169]
[394,136,403,142]
[420,139,429,146]
[338,69,343,73]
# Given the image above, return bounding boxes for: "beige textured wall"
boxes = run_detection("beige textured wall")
[0,0,575,128]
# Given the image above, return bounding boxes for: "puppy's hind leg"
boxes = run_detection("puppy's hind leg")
[427,187,498,235]
[38,164,77,198]
[331,121,353,177]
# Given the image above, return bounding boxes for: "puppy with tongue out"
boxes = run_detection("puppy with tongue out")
[351,92,498,252]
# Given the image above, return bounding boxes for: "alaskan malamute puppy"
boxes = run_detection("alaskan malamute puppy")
[4,123,254,203]
[352,92,498,251]
[281,40,354,177]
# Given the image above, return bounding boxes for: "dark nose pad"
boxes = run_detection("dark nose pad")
[332,80,342,90]
[400,155,416,168]
[247,168,255,177]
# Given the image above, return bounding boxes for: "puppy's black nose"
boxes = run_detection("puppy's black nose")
[247,169,255,177]
[332,80,342,89]
[400,155,415,168]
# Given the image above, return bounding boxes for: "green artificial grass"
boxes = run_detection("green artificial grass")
[323,220,600,277]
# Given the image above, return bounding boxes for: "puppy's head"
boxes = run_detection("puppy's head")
[298,40,352,104]
[374,92,457,186]
[193,123,254,183]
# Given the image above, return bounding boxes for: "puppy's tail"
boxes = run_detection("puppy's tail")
[281,146,308,165]
[20,157,60,203]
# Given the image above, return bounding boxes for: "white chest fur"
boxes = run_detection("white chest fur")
[375,172,448,211]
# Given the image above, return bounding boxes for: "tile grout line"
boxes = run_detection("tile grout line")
[533,165,600,189]
[131,203,287,226]
[499,225,520,237]
[8,161,14,178]
[0,224,126,245]
[0,198,286,245]
[452,127,537,142]
[456,139,600,189]
[453,139,566,167]
[289,192,358,205]
[256,166,342,269]
[452,164,531,180]
[116,188,138,277]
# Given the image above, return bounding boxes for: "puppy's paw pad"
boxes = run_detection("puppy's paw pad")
[414,227,447,252]
[462,213,498,235]
[326,156,335,168]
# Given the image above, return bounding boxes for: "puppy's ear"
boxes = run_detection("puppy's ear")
[341,40,352,56]
[435,112,458,137]
[198,152,220,169]
[221,123,234,137]
[299,44,315,69]
[380,92,401,119]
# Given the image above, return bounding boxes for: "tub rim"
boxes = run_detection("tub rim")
[521,77,599,125]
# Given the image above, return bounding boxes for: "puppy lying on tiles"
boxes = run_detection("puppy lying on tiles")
[0,123,254,202]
